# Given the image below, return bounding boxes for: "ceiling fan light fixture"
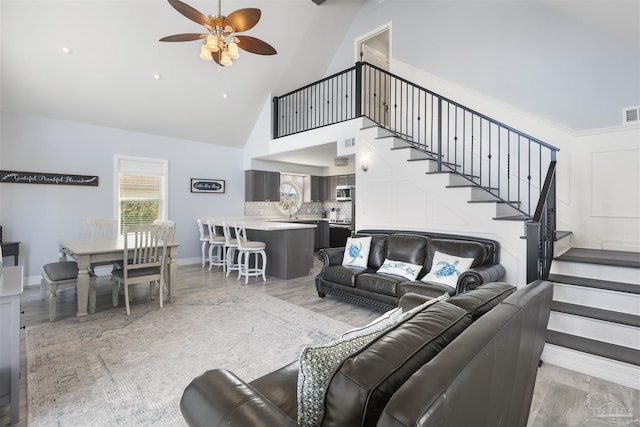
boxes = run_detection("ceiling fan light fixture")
[160,0,277,67]
[220,51,233,66]
[199,44,213,60]
[228,42,239,59]
[206,35,219,51]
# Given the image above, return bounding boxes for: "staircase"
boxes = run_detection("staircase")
[542,245,640,389]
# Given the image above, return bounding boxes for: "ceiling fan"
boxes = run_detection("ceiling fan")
[159,0,277,67]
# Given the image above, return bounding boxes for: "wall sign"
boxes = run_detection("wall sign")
[191,178,225,193]
[0,170,99,186]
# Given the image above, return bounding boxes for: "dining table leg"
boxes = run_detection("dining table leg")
[168,246,177,302]
[75,254,91,322]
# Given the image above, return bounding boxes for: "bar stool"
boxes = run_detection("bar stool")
[222,221,239,277]
[233,223,267,284]
[206,219,226,271]
[196,218,211,267]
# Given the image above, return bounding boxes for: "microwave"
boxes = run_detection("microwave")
[336,185,353,201]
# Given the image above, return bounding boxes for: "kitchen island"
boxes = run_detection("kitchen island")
[213,219,316,280]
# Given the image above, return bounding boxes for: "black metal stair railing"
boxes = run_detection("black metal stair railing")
[273,62,559,220]
[526,161,557,282]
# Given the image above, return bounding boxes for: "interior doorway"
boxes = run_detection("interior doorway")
[355,24,391,125]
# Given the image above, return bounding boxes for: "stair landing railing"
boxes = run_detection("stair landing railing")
[273,62,560,274]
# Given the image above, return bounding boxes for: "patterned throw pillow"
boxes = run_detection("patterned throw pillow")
[297,328,386,426]
[340,307,402,340]
[342,236,372,268]
[421,251,474,288]
[376,258,423,281]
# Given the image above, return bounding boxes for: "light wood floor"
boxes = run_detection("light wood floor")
[2,261,638,426]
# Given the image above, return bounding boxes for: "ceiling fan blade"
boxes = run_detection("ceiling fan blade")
[235,35,277,55]
[159,33,207,42]
[211,51,221,65]
[167,0,212,27]
[224,8,261,33]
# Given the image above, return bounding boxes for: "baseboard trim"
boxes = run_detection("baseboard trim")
[541,343,640,390]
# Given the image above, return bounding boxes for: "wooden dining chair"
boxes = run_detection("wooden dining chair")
[153,219,176,242]
[83,219,118,240]
[111,225,167,316]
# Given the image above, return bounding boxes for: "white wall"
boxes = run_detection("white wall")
[326,0,640,132]
[0,112,246,281]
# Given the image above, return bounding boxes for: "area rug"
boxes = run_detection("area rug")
[26,287,353,426]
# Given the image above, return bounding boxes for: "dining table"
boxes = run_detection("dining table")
[57,236,180,321]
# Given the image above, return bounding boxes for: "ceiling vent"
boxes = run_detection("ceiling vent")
[623,106,640,125]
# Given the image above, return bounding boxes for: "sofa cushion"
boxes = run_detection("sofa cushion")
[377,259,423,281]
[354,233,388,270]
[426,239,487,272]
[447,281,517,319]
[386,234,428,268]
[321,301,472,426]
[321,265,362,287]
[342,236,372,268]
[297,328,388,426]
[356,272,404,297]
[421,251,474,288]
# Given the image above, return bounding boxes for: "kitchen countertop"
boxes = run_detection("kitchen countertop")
[211,217,317,231]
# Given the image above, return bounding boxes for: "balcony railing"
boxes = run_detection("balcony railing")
[273,62,560,280]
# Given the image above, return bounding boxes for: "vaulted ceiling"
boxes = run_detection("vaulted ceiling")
[1,0,638,161]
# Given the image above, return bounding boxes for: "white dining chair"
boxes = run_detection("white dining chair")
[111,225,167,316]
[83,219,118,240]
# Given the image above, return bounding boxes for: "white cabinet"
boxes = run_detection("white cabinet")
[0,266,23,424]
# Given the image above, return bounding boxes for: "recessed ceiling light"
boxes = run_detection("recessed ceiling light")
[153,73,162,80]
[222,93,229,99]
[62,46,72,54]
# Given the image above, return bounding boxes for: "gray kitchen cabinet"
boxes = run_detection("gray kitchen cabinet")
[322,175,355,201]
[0,266,23,424]
[309,176,324,202]
[245,170,281,202]
[324,176,339,201]
[291,220,329,251]
[337,175,350,186]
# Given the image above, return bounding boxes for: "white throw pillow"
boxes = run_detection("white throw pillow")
[342,236,372,268]
[376,259,423,281]
[340,307,402,340]
[297,328,385,426]
[421,251,474,288]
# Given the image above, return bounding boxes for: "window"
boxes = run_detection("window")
[115,156,168,234]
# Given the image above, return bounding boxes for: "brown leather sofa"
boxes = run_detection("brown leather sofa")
[315,230,506,310]
[180,280,553,427]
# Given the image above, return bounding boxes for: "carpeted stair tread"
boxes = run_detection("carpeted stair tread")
[546,330,640,366]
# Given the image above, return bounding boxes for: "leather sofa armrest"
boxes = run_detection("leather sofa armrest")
[180,369,298,427]
[456,263,506,294]
[398,293,433,311]
[317,247,346,267]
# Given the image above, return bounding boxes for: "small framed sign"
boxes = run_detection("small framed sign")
[191,178,225,193]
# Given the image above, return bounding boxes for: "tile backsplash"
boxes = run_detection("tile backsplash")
[245,201,352,221]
